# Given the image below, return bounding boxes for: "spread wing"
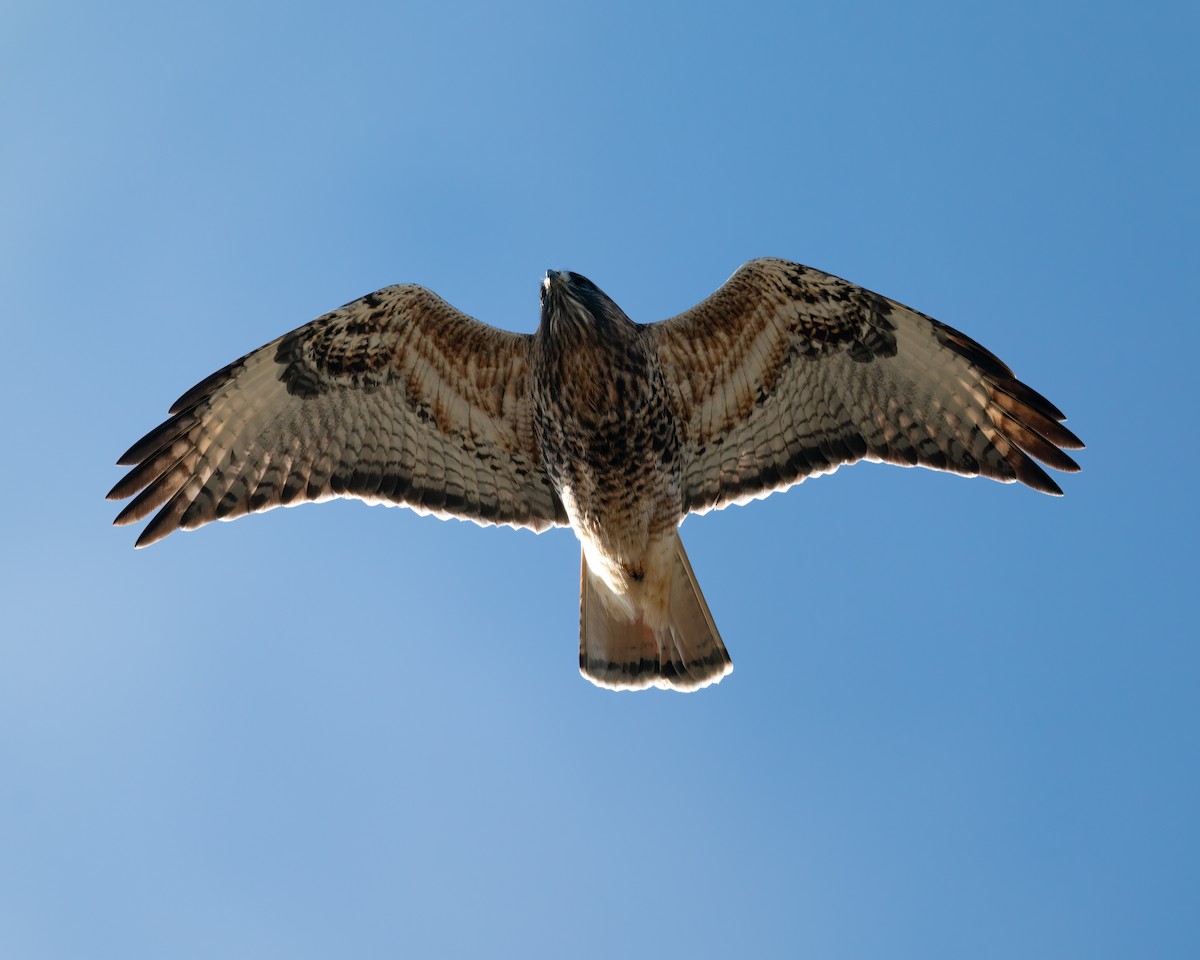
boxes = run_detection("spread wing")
[109,285,568,547]
[649,258,1083,515]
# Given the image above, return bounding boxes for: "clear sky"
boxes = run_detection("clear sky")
[2,1,1196,957]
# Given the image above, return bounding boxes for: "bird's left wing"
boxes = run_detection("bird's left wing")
[648,258,1083,515]
[110,284,568,547]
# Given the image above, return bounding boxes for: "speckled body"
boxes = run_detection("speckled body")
[532,272,683,615]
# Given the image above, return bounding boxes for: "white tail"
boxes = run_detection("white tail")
[578,531,733,691]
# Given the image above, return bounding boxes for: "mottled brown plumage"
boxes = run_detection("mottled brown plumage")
[110,258,1083,691]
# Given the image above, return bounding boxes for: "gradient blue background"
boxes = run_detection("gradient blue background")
[3,1,1196,956]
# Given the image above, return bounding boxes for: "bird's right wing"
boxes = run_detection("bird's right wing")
[649,258,1083,515]
[109,284,569,547]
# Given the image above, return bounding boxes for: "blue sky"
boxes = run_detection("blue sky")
[2,1,1196,956]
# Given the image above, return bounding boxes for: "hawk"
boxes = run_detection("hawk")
[109,258,1083,691]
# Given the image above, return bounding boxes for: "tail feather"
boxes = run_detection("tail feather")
[579,532,732,692]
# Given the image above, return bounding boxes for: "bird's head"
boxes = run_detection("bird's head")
[539,269,634,340]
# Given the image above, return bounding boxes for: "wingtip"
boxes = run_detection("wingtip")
[133,524,169,549]
[1032,471,1065,496]
[110,505,164,546]
[112,503,143,526]
[1030,469,1064,497]
[1058,425,1086,452]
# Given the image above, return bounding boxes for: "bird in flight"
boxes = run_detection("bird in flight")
[109,258,1082,691]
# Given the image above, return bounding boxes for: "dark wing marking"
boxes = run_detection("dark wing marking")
[649,258,1083,514]
[110,285,569,546]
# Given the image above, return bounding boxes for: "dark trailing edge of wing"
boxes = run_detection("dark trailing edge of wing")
[925,315,1083,495]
